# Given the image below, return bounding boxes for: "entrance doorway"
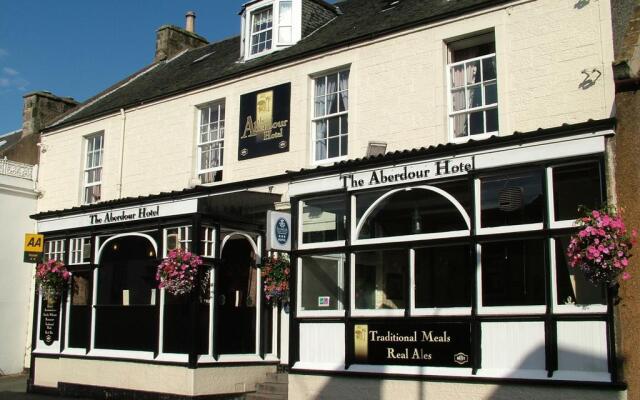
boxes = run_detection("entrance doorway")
[217,236,257,354]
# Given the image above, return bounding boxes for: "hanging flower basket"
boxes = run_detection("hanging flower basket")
[261,256,290,304]
[156,248,204,295]
[35,259,70,304]
[567,206,637,286]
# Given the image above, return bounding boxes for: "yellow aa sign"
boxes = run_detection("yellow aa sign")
[24,234,44,252]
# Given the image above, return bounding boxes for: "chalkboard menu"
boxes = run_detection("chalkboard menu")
[39,297,60,346]
[351,321,472,367]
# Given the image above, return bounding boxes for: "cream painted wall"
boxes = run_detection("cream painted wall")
[0,174,37,375]
[288,374,626,400]
[38,0,615,212]
[33,357,276,396]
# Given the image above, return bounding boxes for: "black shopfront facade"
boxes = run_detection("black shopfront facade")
[30,185,289,398]
[285,119,625,396]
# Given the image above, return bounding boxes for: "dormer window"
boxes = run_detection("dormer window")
[250,7,273,55]
[241,0,314,60]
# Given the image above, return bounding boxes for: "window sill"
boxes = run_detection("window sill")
[410,307,471,317]
[477,305,546,315]
[552,304,607,314]
[476,223,544,236]
[450,132,497,144]
[297,240,346,250]
[311,155,348,167]
[297,310,345,319]
[350,309,405,318]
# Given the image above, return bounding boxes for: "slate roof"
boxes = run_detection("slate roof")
[46,0,516,132]
[0,129,23,155]
[32,117,615,220]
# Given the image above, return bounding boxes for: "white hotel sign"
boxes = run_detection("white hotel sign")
[341,156,474,191]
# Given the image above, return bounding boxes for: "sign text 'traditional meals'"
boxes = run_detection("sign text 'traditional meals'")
[341,157,474,191]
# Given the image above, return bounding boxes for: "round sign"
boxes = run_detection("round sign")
[275,217,289,245]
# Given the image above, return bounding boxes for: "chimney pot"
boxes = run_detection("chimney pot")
[186,11,196,33]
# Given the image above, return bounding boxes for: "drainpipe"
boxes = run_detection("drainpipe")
[118,108,126,198]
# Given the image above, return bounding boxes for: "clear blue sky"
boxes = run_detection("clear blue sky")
[0,1,289,134]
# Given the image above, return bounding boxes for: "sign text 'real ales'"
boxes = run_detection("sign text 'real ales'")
[342,157,474,191]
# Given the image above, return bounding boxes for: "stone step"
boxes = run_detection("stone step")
[246,392,287,400]
[265,372,288,384]
[256,382,287,395]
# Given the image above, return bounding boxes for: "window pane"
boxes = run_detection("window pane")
[328,137,339,159]
[482,56,496,80]
[68,271,92,348]
[340,135,348,156]
[279,26,292,43]
[451,89,466,111]
[555,237,605,305]
[484,82,498,105]
[466,61,481,84]
[553,162,602,221]
[481,239,545,306]
[355,250,407,310]
[340,115,349,134]
[328,117,340,137]
[300,254,345,311]
[415,245,471,308]
[279,1,292,24]
[315,120,327,140]
[469,111,484,135]
[468,85,482,108]
[452,114,467,138]
[328,93,338,114]
[302,195,346,243]
[486,108,499,132]
[357,184,469,239]
[315,139,327,160]
[481,170,544,227]
[451,65,465,88]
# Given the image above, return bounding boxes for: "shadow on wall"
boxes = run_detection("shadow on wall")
[307,346,620,400]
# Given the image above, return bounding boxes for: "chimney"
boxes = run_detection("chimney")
[0,91,78,164]
[186,11,195,33]
[22,91,78,138]
[154,12,208,63]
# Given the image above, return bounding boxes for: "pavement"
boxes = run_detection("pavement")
[0,374,91,400]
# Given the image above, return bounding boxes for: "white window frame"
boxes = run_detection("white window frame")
[298,194,346,250]
[447,37,498,143]
[349,253,405,318]
[409,248,473,317]
[475,242,547,316]
[44,239,65,262]
[474,176,544,236]
[197,102,225,184]
[241,0,302,60]
[69,237,91,265]
[163,226,192,256]
[352,185,471,247]
[296,254,346,318]
[546,162,603,229]
[311,68,350,165]
[83,133,104,205]
[549,237,607,314]
[201,226,216,258]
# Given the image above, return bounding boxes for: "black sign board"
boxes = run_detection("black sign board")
[39,297,60,346]
[238,83,291,160]
[350,321,472,367]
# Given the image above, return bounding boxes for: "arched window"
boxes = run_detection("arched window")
[356,182,470,240]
